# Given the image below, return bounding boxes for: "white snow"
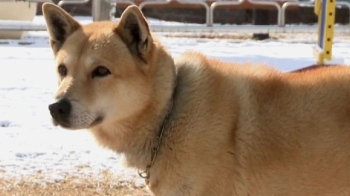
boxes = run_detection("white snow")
[1,16,350,187]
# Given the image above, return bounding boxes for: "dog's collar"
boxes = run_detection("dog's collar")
[138,77,177,185]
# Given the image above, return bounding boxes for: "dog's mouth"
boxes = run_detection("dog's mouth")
[49,99,104,129]
[51,116,104,129]
[49,99,104,130]
[51,118,71,129]
[89,116,104,128]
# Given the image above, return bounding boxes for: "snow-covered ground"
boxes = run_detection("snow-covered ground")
[1,16,350,187]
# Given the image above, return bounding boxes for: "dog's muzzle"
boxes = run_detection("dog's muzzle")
[48,98,71,127]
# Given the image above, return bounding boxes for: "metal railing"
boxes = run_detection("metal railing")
[281,0,350,26]
[106,0,283,26]
[336,1,350,25]
[209,0,244,26]
[0,0,89,6]
[1,0,350,33]
[0,0,53,2]
[104,0,210,25]
[177,0,210,26]
[58,0,89,7]
[281,0,314,26]
[248,0,282,25]
[139,0,171,9]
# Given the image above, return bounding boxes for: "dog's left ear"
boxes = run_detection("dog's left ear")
[42,3,81,54]
[115,5,152,62]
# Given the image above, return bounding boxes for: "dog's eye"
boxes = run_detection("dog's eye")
[92,66,111,78]
[58,64,67,77]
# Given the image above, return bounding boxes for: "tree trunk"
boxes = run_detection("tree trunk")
[92,0,112,21]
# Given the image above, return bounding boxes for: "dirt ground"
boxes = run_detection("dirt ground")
[0,175,151,196]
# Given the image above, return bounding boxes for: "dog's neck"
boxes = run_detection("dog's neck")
[121,75,177,170]
[137,79,176,183]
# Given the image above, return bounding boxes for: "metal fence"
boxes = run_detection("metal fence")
[0,0,350,33]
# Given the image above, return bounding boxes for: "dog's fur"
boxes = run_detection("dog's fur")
[44,3,350,196]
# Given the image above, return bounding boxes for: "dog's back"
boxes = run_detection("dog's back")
[163,53,350,195]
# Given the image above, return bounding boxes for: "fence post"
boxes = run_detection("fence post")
[313,0,336,65]
[92,0,112,21]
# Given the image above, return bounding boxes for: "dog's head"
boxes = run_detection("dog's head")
[43,3,170,130]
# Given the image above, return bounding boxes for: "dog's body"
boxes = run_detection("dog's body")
[43,3,350,195]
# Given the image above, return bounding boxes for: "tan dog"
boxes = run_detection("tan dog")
[43,3,350,196]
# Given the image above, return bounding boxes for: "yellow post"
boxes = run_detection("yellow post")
[314,0,324,65]
[313,0,336,65]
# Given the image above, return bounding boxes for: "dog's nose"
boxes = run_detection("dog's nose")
[48,99,71,122]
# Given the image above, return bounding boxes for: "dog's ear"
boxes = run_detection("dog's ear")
[42,3,81,54]
[115,5,152,62]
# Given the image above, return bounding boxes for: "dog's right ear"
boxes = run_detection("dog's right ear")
[42,3,81,54]
[115,5,152,63]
